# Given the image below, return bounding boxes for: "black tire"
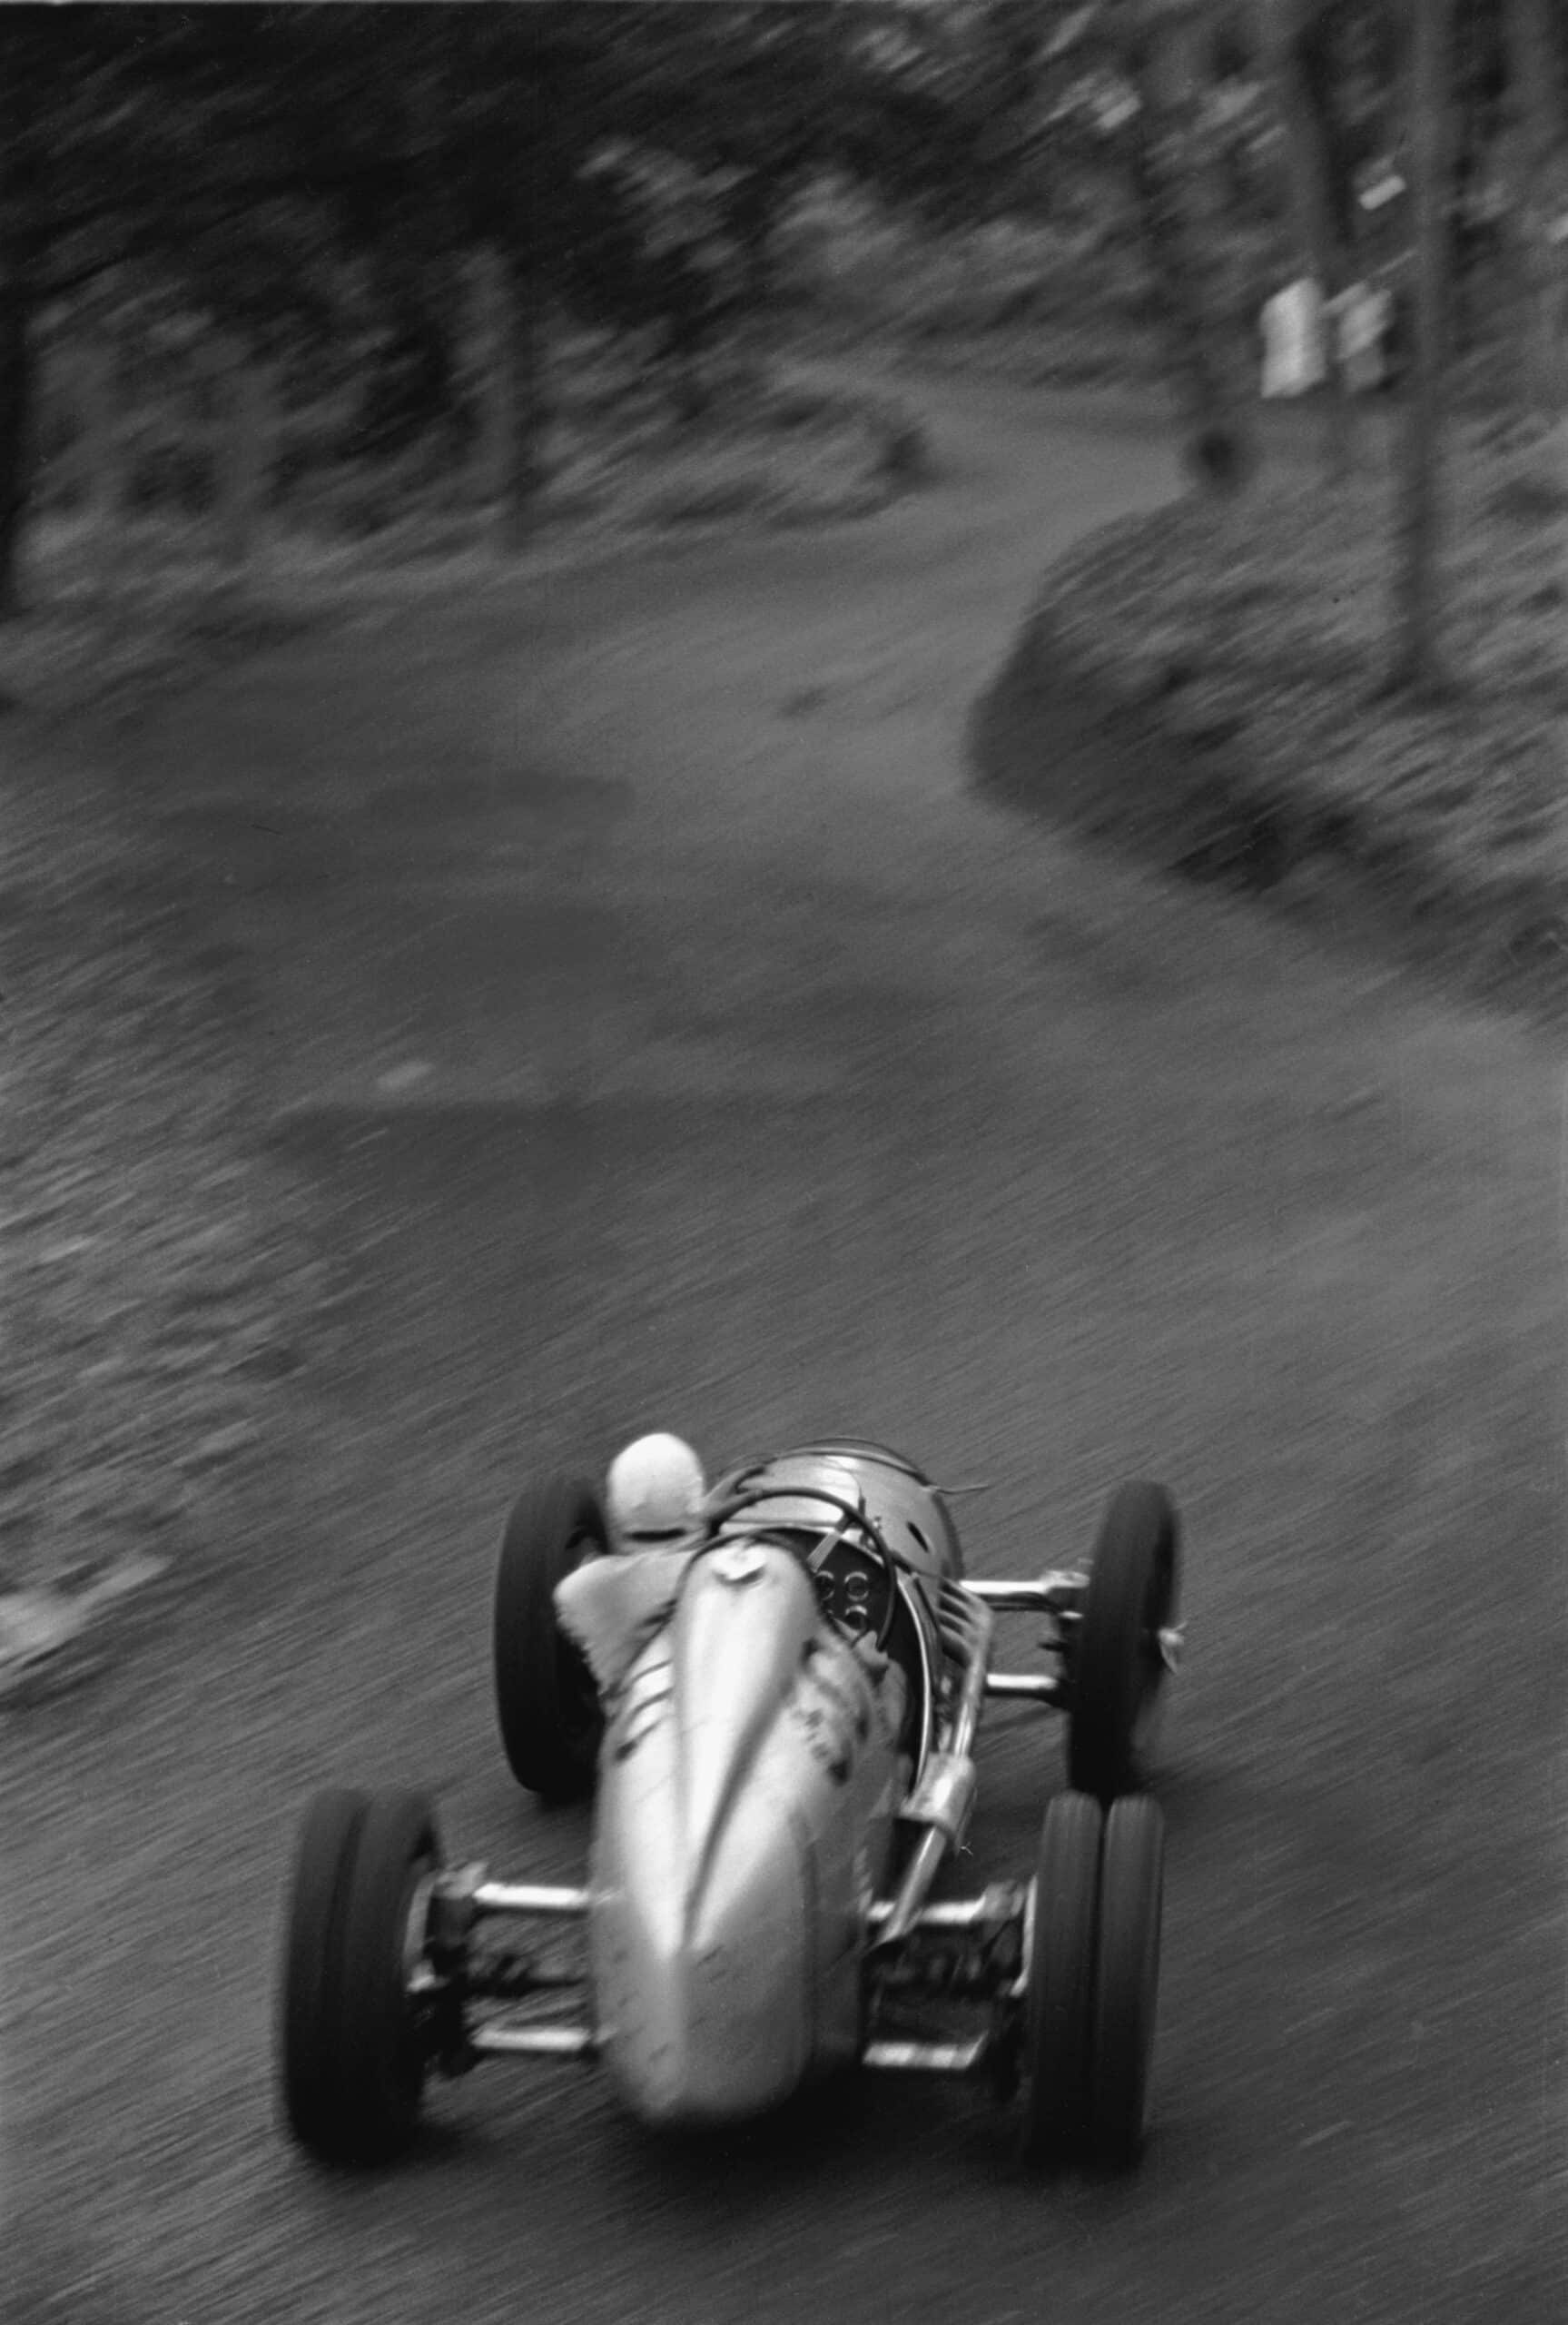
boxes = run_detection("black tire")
[279,1787,368,2159]
[1089,1795,1164,2168]
[494,1476,607,1800]
[1019,1791,1103,2165]
[278,1787,441,2165]
[1067,1481,1180,1804]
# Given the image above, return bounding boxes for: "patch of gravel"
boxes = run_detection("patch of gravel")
[971,417,1568,1021]
[0,711,338,1701]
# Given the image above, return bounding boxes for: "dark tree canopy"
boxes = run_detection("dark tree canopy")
[0,0,1562,608]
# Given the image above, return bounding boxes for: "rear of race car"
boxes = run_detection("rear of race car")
[588,1537,903,2127]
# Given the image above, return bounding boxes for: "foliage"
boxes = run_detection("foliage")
[976,409,1568,1007]
[0,707,330,1638]
[0,0,1563,606]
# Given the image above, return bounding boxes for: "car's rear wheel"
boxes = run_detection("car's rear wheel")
[1066,1480,1180,1803]
[278,1787,441,2165]
[1089,1796,1165,2166]
[494,1476,607,1800]
[1018,1790,1102,2165]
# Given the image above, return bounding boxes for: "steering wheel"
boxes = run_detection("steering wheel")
[703,1483,906,1654]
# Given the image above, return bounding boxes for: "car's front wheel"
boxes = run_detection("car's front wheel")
[1066,1480,1180,1803]
[493,1476,607,1800]
[278,1786,441,2165]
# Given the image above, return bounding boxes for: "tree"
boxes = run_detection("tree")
[0,4,625,596]
[0,9,133,611]
[602,5,849,286]
[1388,0,1459,696]
[1118,0,1256,491]
[0,5,398,608]
[1262,0,1363,478]
[835,1,1128,229]
[1502,0,1568,430]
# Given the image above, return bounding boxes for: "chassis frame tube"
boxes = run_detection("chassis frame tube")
[471,1880,590,1917]
[468,2023,597,2060]
[873,1591,994,1952]
[863,2034,992,2074]
[983,1671,1063,1704]
[866,1886,1025,1934]
[961,1571,1086,1611]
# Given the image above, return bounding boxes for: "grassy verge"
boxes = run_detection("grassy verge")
[0,717,339,1697]
[972,414,1568,1021]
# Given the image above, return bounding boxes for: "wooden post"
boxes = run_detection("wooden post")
[1121,0,1254,493]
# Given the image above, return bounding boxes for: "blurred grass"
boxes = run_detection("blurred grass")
[0,723,337,1645]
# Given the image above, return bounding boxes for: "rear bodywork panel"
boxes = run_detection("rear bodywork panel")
[590,1538,906,2124]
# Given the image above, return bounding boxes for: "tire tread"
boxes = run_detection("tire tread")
[1090,1794,1165,2167]
[1067,1480,1179,1803]
[493,1476,607,1799]
[1020,1790,1103,2165]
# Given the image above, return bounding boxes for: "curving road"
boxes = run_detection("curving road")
[5,371,1564,2325]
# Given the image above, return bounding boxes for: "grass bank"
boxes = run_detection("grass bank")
[0,717,337,1697]
[972,416,1568,1022]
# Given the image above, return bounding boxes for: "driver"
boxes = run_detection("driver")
[555,1433,708,1695]
[558,1435,907,1736]
[605,1433,707,1553]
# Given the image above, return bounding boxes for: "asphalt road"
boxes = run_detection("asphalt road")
[5,371,1564,2325]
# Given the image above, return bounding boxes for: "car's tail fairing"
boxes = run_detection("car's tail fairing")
[590,1538,903,2126]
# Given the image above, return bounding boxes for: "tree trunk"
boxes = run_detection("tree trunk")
[469,245,546,553]
[1122,1,1255,493]
[0,245,36,618]
[1388,0,1458,698]
[1266,0,1359,481]
[1504,0,1566,429]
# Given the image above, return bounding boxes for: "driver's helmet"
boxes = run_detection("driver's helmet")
[606,1433,706,1552]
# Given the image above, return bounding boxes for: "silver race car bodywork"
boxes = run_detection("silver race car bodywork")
[591,1535,901,2123]
[278,1439,1183,2169]
[589,1441,968,2123]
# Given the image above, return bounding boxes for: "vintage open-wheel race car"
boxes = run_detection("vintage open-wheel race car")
[276,1440,1183,2172]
